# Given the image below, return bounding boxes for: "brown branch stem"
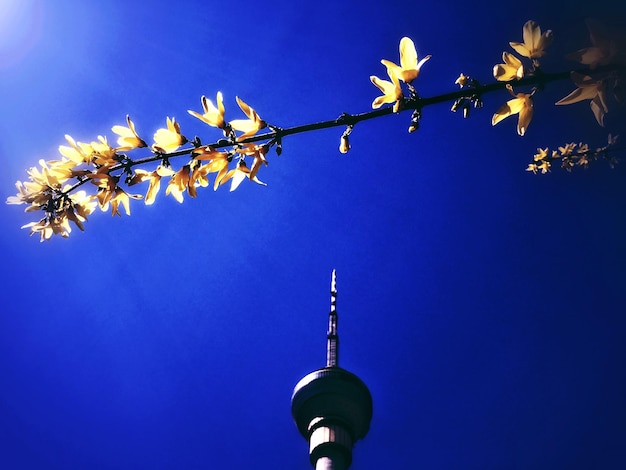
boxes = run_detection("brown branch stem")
[61,64,624,197]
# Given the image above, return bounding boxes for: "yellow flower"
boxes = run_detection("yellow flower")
[526,163,538,174]
[455,73,469,87]
[492,84,534,136]
[6,181,32,206]
[165,165,191,203]
[59,135,94,164]
[109,187,141,216]
[493,52,524,81]
[533,147,558,162]
[46,190,97,233]
[90,136,118,167]
[66,190,97,229]
[370,68,402,111]
[7,179,49,209]
[88,173,118,210]
[576,144,591,167]
[188,92,226,129]
[111,115,147,151]
[509,20,553,59]
[209,157,231,190]
[191,146,231,190]
[128,165,175,205]
[557,143,579,158]
[10,166,97,240]
[229,97,267,140]
[220,160,266,192]
[189,162,211,197]
[537,160,551,174]
[237,144,268,181]
[47,159,77,185]
[20,219,50,241]
[533,147,549,161]
[10,159,76,209]
[22,217,71,242]
[381,37,431,84]
[153,117,187,153]
[83,171,142,217]
[567,19,626,69]
[556,72,608,126]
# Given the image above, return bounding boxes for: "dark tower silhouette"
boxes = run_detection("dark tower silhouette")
[291,270,373,470]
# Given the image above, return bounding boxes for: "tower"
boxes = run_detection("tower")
[291,270,373,470]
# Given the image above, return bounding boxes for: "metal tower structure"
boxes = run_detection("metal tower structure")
[291,270,373,470]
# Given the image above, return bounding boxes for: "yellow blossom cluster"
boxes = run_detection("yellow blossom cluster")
[370,37,431,114]
[493,20,553,83]
[491,21,552,136]
[526,134,619,174]
[8,97,271,241]
[556,20,626,126]
[490,19,624,144]
[6,159,97,241]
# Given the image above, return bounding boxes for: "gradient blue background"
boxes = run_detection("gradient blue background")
[1,0,625,468]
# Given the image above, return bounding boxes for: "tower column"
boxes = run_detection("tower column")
[310,421,352,470]
[315,454,348,470]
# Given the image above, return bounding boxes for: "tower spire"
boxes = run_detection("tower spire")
[327,269,339,367]
[291,270,373,470]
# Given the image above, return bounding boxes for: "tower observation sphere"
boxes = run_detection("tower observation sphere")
[291,271,373,470]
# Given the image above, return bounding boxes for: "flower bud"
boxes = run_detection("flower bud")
[455,73,469,87]
[462,103,471,118]
[339,135,350,154]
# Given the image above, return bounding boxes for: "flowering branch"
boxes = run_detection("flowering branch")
[527,137,623,174]
[7,19,625,241]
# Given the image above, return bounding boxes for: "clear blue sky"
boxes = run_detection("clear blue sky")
[1,0,625,468]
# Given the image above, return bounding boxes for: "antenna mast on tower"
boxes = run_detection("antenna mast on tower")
[326,269,339,367]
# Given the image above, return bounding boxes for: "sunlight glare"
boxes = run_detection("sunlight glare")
[0,0,42,68]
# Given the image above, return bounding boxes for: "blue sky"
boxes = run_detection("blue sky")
[1,0,626,469]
